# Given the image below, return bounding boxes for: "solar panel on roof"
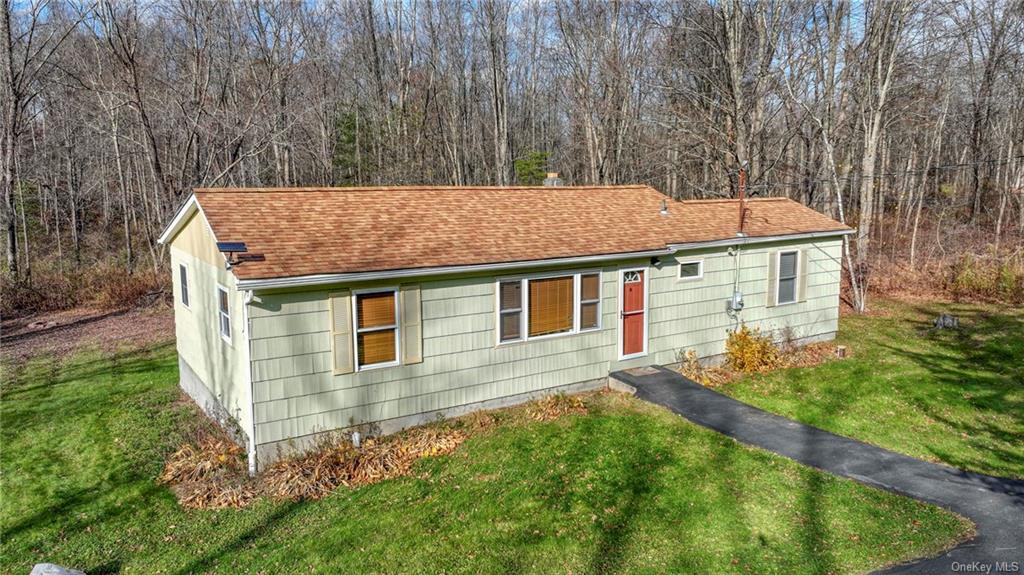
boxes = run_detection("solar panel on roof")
[216,242,247,253]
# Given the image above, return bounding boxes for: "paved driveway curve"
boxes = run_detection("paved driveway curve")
[609,366,1024,574]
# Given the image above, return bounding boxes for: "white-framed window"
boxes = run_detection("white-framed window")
[578,272,601,331]
[498,280,524,343]
[496,270,601,345]
[216,285,231,343]
[776,250,800,305]
[678,260,703,281]
[178,263,190,308]
[353,288,400,370]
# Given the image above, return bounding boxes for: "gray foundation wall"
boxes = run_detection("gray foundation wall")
[178,355,250,448]
[254,376,607,468]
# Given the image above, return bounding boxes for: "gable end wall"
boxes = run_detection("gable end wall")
[169,211,252,447]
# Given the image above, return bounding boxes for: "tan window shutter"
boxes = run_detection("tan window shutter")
[400,285,423,364]
[766,251,778,308]
[329,291,355,374]
[797,250,809,302]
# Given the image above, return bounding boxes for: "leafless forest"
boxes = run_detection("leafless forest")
[2,0,1023,316]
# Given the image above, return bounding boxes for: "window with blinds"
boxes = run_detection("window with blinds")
[777,251,799,304]
[497,271,601,343]
[529,276,574,337]
[355,290,399,367]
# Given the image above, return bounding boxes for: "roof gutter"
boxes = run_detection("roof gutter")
[234,230,852,291]
[236,248,676,291]
[667,229,852,251]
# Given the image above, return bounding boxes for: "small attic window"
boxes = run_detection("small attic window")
[679,260,703,281]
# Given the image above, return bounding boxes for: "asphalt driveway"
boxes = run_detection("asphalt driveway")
[609,366,1024,574]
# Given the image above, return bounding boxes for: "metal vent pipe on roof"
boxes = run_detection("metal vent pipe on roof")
[543,172,563,186]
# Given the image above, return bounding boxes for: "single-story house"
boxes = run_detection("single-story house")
[157,184,851,473]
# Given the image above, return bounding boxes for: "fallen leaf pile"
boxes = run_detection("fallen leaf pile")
[678,341,843,388]
[527,394,588,421]
[263,427,467,501]
[159,435,246,484]
[159,426,468,509]
[158,433,256,509]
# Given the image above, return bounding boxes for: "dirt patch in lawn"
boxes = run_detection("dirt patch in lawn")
[1,303,174,365]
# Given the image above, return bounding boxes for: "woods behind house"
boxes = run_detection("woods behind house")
[2,0,1023,316]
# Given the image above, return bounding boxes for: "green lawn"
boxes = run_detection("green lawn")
[721,299,1024,480]
[1,342,971,575]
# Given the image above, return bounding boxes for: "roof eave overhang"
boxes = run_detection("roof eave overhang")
[157,194,199,245]
[667,229,853,251]
[236,248,676,291]
[235,229,852,291]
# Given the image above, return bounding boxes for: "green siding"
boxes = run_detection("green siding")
[247,238,843,448]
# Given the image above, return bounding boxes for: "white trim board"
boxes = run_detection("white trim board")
[157,194,199,245]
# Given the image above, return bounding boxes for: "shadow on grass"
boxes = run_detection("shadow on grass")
[527,398,846,574]
[164,501,303,575]
[580,415,668,573]
[1,342,188,545]
[3,343,175,399]
[879,303,1024,476]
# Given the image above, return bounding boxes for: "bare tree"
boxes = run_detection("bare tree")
[851,0,914,310]
[3,0,1023,312]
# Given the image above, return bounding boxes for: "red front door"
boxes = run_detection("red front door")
[622,270,645,356]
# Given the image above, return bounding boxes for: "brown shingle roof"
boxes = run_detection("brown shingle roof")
[191,185,850,280]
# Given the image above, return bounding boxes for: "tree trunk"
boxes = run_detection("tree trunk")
[2,2,17,276]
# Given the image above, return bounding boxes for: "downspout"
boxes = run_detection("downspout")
[242,289,258,476]
[726,244,744,329]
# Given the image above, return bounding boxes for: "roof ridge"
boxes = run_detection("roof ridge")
[677,197,790,204]
[194,185,654,193]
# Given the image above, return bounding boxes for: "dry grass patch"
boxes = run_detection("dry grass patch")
[679,349,732,388]
[680,324,844,388]
[158,391,601,510]
[263,427,467,501]
[526,393,588,421]
[158,432,257,509]
[159,424,469,509]
[159,434,247,484]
